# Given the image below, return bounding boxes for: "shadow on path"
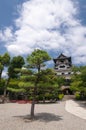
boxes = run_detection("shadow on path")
[77,101,86,108]
[13,113,63,123]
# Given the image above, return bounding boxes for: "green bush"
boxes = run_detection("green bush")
[58,94,64,100]
[37,95,44,100]
[45,93,52,100]
[28,96,33,100]
[75,92,81,100]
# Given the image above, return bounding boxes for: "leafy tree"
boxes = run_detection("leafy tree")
[0,63,4,81]
[71,66,81,75]
[0,78,5,95]
[70,66,86,99]
[7,78,25,100]
[2,55,25,103]
[7,56,25,92]
[19,68,59,119]
[27,49,51,72]
[26,49,51,118]
[8,56,25,78]
[56,76,65,87]
[19,49,59,119]
[0,53,10,103]
[0,53,10,80]
[36,69,60,102]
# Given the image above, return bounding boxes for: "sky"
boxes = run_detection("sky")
[0,0,86,66]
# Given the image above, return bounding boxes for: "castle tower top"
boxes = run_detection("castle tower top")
[53,53,72,76]
[53,53,71,65]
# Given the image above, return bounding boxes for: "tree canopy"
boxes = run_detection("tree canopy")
[27,49,51,72]
[70,66,86,99]
[19,49,60,118]
[8,56,25,78]
[0,53,10,80]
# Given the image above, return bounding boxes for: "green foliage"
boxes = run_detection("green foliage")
[56,76,65,87]
[72,66,80,74]
[7,79,25,93]
[28,96,33,100]
[0,53,10,80]
[70,66,86,99]
[0,63,4,70]
[70,79,82,92]
[10,56,25,68]
[19,49,59,111]
[0,79,5,94]
[58,94,64,100]
[2,53,10,66]
[0,53,10,66]
[19,68,60,102]
[75,92,81,100]
[27,49,51,72]
[19,82,34,88]
[45,93,52,99]
[8,56,25,78]
[19,50,60,102]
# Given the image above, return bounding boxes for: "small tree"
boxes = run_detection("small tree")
[8,56,25,78]
[27,49,51,72]
[2,55,25,103]
[19,68,59,119]
[19,49,60,119]
[0,78,5,95]
[70,66,86,99]
[0,53,10,81]
[27,49,51,118]
[36,69,60,102]
[0,53,10,103]
[7,78,25,100]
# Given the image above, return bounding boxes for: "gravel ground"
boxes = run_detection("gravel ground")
[0,101,86,130]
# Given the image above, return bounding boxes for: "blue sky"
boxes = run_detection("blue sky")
[0,0,26,27]
[0,0,86,66]
[0,0,86,27]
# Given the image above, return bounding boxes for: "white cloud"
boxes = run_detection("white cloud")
[0,27,13,41]
[0,0,86,65]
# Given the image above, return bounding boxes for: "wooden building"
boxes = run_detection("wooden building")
[53,53,73,78]
[53,53,73,94]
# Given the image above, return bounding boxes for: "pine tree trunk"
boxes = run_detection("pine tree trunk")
[30,73,39,119]
[0,69,2,82]
[2,88,6,103]
[43,97,45,103]
[30,98,35,119]
[30,85,37,119]
[2,78,10,103]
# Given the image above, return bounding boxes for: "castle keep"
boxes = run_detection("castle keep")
[53,53,72,78]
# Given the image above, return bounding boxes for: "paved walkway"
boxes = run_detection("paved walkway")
[0,101,86,130]
[65,100,86,120]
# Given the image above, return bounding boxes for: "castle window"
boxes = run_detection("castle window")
[60,60,64,63]
[60,65,65,68]
[55,67,58,70]
[67,66,70,68]
[68,72,71,75]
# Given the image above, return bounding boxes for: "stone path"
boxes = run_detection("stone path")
[0,101,86,130]
[65,100,86,119]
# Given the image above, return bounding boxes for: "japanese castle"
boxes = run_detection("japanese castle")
[53,53,73,78]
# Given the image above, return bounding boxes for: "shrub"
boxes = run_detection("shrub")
[28,96,33,100]
[45,93,52,100]
[75,92,81,100]
[58,94,64,100]
[37,95,44,100]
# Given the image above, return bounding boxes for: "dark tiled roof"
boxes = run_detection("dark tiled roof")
[53,53,71,63]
